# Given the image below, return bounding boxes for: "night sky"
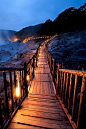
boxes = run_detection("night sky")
[0,0,86,31]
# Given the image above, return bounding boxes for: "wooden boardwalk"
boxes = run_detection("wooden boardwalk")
[8,46,72,129]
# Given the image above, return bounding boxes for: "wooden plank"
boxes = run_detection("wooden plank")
[35,67,50,73]
[38,62,48,65]
[21,108,67,117]
[21,104,65,113]
[28,94,56,99]
[37,65,49,68]
[15,109,68,120]
[22,101,62,108]
[38,58,47,62]
[8,122,42,129]
[23,98,59,105]
[11,114,71,128]
[29,81,55,96]
[8,46,72,129]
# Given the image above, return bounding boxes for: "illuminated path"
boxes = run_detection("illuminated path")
[8,46,72,129]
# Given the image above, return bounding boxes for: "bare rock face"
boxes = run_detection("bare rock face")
[47,30,86,70]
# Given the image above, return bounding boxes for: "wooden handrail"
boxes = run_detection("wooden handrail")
[0,67,24,73]
[59,69,86,77]
[45,44,86,129]
[0,45,40,129]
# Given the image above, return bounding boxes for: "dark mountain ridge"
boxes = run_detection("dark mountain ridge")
[13,3,86,41]
[14,24,43,41]
[39,3,86,35]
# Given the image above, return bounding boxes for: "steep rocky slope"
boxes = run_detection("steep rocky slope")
[47,29,86,70]
[0,38,45,68]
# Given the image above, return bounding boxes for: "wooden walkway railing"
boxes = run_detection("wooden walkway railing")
[0,37,86,129]
[45,44,86,129]
[0,45,40,129]
[7,45,72,129]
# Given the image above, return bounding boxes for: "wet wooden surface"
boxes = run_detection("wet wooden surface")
[8,46,72,129]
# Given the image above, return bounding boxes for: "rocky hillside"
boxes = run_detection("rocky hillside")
[0,38,46,68]
[14,24,43,41]
[47,29,86,70]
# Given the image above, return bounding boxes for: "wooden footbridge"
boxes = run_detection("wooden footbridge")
[0,39,86,129]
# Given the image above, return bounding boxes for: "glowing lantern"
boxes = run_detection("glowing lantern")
[28,86,30,92]
[16,72,20,97]
[16,87,20,97]
[27,75,29,81]
[13,36,19,42]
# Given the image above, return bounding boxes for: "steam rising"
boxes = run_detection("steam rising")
[0,30,16,44]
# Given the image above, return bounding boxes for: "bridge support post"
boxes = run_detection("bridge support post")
[24,63,28,94]
[3,72,9,119]
[35,58,37,67]
[56,63,61,95]
[33,55,35,77]
[50,55,52,73]
[9,72,14,112]
[0,98,3,129]
[14,71,17,106]
[30,61,32,81]
[53,59,55,81]
[77,76,85,128]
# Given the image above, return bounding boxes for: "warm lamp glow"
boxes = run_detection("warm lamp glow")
[28,86,30,92]
[16,72,20,97]
[27,75,29,81]
[16,87,20,97]
[13,36,19,42]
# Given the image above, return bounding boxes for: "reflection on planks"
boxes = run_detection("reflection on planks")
[8,46,72,129]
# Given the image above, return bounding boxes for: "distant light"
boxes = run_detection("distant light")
[27,75,29,81]
[28,86,30,92]
[16,87,20,97]
[16,72,20,97]
[13,36,19,42]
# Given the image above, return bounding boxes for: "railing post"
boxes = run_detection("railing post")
[36,51,38,67]
[62,73,66,103]
[65,73,69,108]
[35,57,37,68]
[36,48,39,62]
[3,72,9,119]
[48,52,50,65]
[77,76,85,128]
[33,55,35,77]
[61,72,64,99]
[50,55,52,73]
[24,63,28,94]
[30,61,32,81]
[14,71,17,107]
[20,70,22,98]
[68,74,73,113]
[0,98,3,129]
[72,75,78,120]
[22,70,24,96]
[56,63,61,95]
[9,72,14,112]
[53,59,55,81]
